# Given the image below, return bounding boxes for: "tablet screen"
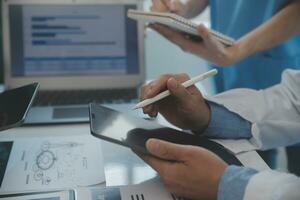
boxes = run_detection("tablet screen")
[89,103,242,165]
[0,83,39,131]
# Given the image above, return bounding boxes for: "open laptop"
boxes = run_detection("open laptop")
[2,0,145,124]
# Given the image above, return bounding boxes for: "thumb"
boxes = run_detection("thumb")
[167,78,190,103]
[146,138,187,161]
[197,24,225,49]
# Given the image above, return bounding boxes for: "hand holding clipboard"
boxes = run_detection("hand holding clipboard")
[127,9,235,46]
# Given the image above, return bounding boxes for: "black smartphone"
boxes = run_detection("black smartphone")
[89,103,242,165]
[0,83,39,131]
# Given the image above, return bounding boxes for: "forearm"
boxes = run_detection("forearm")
[234,0,300,62]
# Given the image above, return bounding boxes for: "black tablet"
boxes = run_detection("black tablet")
[89,103,242,165]
[0,83,39,131]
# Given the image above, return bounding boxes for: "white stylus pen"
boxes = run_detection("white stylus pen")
[133,69,218,110]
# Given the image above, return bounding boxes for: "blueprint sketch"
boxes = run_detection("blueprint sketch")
[0,135,105,193]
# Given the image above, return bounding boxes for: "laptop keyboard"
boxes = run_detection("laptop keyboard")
[33,89,138,106]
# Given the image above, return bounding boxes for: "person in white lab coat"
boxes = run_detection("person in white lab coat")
[138,69,300,200]
[151,0,300,171]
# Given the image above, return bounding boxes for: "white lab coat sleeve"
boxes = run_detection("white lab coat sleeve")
[206,69,300,150]
[243,170,300,200]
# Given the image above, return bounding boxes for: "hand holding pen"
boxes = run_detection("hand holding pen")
[138,70,217,132]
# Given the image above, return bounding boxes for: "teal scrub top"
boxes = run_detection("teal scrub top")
[210,0,300,92]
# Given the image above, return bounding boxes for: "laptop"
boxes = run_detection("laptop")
[2,0,145,124]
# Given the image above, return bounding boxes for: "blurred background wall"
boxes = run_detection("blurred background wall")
[0,1,3,83]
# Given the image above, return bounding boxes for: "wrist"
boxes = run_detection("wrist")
[193,100,211,134]
[233,36,258,62]
[218,165,258,200]
[211,162,227,200]
[203,100,212,130]
[214,41,250,66]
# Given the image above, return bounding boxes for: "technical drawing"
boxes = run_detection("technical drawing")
[36,150,57,170]
[0,136,104,193]
[31,140,85,185]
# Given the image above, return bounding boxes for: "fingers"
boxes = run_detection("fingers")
[151,23,228,65]
[138,151,184,188]
[152,24,184,44]
[161,0,180,13]
[147,74,173,97]
[146,138,191,161]
[197,24,210,39]
[151,24,203,55]
[140,73,200,117]
[197,24,225,51]
[151,0,169,12]
[166,73,201,103]
[167,78,190,104]
[151,0,180,13]
[140,74,173,116]
[140,82,159,117]
[161,0,171,7]
[138,152,170,172]
[138,151,195,200]
[172,73,201,96]
[168,0,183,13]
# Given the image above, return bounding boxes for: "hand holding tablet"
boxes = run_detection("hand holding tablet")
[89,103,242,165]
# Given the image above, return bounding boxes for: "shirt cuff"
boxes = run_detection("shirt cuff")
[218,165,258,200]
[203,101,252,139]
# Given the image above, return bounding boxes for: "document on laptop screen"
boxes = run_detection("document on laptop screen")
[9,4,139,77]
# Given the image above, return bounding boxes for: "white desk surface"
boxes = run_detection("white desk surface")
[0,104,157,188]
[0,103,268,189]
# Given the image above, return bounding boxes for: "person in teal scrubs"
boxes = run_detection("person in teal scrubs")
[150,0,300,171]
[209,0,300,92]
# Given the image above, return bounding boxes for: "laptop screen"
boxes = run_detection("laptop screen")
[9,4,139,77]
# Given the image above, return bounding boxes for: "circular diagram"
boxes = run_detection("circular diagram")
[36,150,57,170]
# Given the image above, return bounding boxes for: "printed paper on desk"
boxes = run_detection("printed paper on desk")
[78,178,183,200]
[0,135,105,194]
[120,178,180,200]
